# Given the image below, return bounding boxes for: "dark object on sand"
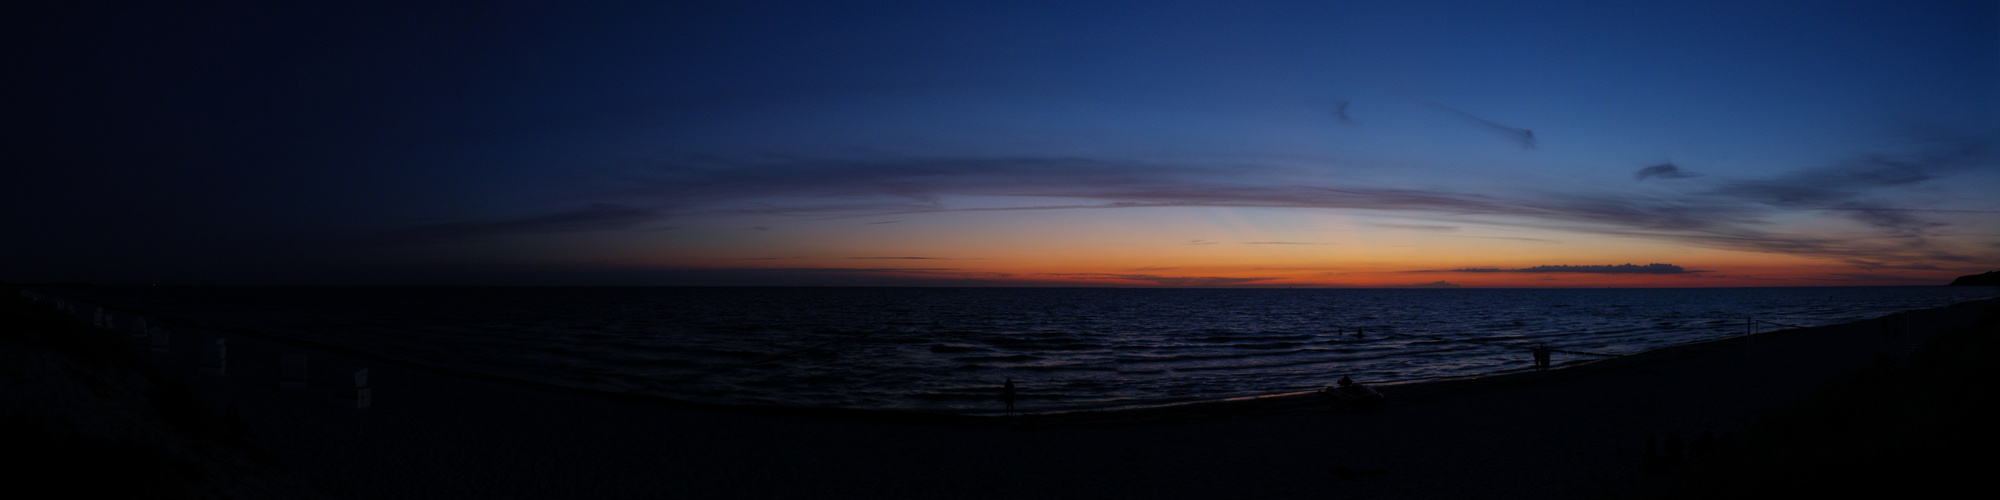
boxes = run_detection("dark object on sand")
[1002,378,1016,414]
[1948,271,2000,286]
[1323,376,1385,405]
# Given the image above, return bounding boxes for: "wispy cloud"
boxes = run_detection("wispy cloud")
[1455,235,1558,242]
[1443,263,1699,274]
[1839,259,1943,271]
[1635,163,1697,181]
[1038,272,1282,286]
[1364,222,1460,232]
[751,266,960,273]
[1422,101,1536,150]
[1386,280,1461,288]
[577,131,1993,271]
[1241,241,1332,245]
[364,203,662,244]
[1800,273,1944,283]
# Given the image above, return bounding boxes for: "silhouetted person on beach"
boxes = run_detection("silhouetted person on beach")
[1002,378,1016,415]
[1326,375,1384,406]
[1642,438,1661,473]
[1690,431,1717,462]
[1663,432,1685,469]
[1533,344,1551,370]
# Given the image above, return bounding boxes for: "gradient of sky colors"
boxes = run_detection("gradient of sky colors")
[7,1,1997,287]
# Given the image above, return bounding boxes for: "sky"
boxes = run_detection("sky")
[6,1,1998,287]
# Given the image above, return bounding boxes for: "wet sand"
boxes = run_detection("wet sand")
[101,297,2000,498]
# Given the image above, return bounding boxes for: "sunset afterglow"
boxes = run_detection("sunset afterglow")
[7,2,1995,286]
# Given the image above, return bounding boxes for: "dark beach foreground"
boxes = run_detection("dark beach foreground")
[5,290,1996,499]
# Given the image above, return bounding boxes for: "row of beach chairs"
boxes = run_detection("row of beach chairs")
[18,290,371,408]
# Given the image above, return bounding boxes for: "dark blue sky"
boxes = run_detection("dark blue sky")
[7,1,1997,286]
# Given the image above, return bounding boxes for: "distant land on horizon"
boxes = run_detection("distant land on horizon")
[1950,271,2000,286]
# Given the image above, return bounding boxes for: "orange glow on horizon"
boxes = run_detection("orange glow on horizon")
[601,205,1979,287]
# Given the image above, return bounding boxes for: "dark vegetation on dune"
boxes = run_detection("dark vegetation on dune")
[1948,270,2000,286]
[1625,305,2000,498]
[0,287,300,498]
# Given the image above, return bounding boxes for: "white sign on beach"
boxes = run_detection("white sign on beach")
[340,367,372,409]
[281,354,308,389]
[199,339,227,375]
[149,326,170,353]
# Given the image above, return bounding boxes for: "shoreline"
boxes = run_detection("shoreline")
[23,290,1996,426]
[14,288,1997,498]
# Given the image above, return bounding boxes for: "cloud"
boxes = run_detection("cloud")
[848,256,959,260]
[364,203,662,244]
[1037,272,1282,286]
[866,220,902,225]
[1241,241,1332,245]
[1697,133,1991,239]
[1446,263,1698,274]
[617,154,1207,207]
[1839,259,1942,271]
[594,131,1993,272]
[1457,235,1558,242]
[751,266,960,273]
[1635,163,1697,181]
[1799,273,1946,283]
[1423,101,1536,149]
[618,267,1033,286]
[1387,280,1460,288]
[1364,222,1460,232]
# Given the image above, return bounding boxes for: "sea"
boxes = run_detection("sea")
[37,286,2000,415]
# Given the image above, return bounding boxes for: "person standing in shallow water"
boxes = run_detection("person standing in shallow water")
[1002,378,1016,415]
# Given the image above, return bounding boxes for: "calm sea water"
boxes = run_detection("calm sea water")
[46,286,2000,414]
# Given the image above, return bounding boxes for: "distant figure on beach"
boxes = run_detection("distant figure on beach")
[1002,378,1016,415]
[1533,344,1551,370]
[1325,375,1385,406]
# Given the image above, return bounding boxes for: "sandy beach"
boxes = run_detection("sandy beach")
[13,294,1997,499]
